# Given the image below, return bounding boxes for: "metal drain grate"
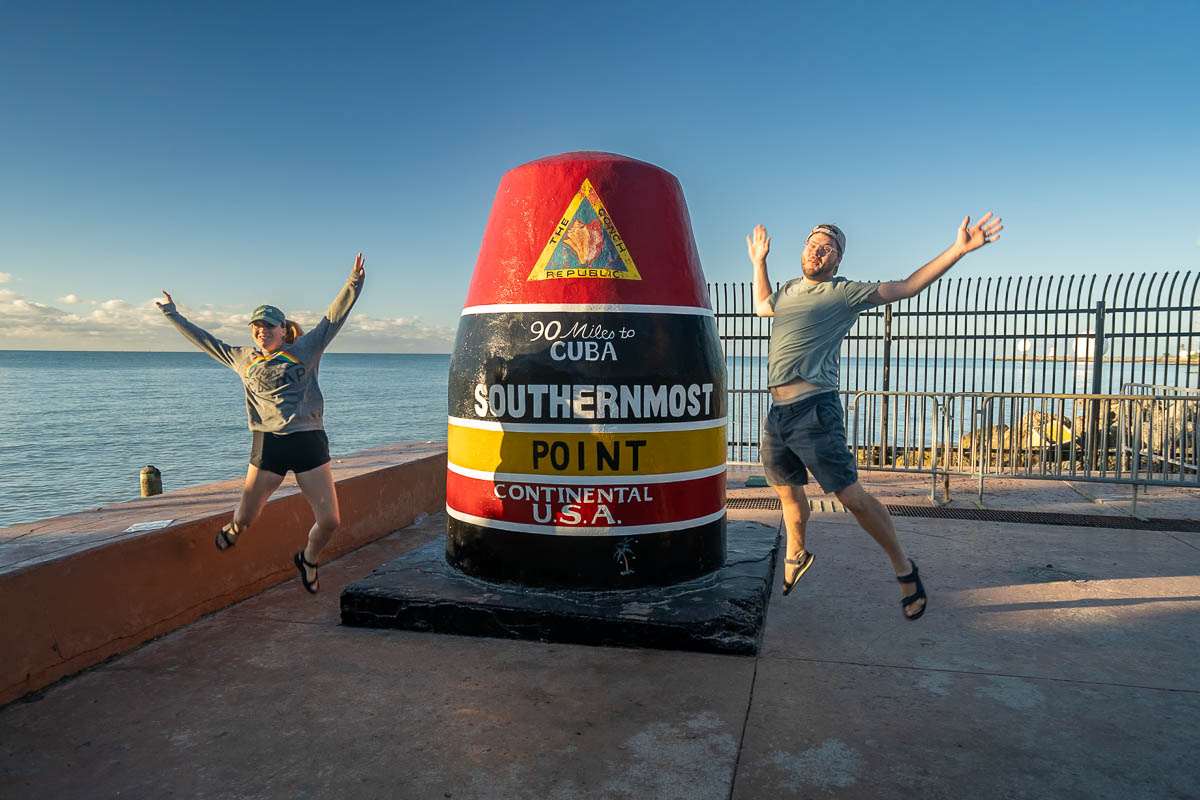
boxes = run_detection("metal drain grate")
[725,496,1200,532]
[728,497,785,510]
[885,506,1200,532]
[726,497,846,513]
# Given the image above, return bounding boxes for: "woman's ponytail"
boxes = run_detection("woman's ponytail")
[283,320,304,344]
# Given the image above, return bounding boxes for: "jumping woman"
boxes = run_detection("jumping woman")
[156,253,366,594]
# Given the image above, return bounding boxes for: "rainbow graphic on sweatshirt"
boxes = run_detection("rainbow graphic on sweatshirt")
[244,350,299,378]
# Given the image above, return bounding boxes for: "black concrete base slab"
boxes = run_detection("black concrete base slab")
[340,520,779,655]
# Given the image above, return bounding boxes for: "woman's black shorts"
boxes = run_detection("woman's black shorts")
[250,430,331,476]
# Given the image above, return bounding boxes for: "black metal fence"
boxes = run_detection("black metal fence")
[711,271,1200,464]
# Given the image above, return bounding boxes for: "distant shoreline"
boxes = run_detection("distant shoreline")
[0,349,453,356]
[997,357,1199,364]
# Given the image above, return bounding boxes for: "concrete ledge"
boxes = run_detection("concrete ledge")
[0,443,447,707]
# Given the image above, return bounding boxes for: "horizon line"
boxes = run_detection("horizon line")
[0,348,454,355]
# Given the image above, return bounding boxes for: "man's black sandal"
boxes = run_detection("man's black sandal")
[293,550,319,594]
[782,551,814,596]
[215,522,241,551]
[897,559,927,621]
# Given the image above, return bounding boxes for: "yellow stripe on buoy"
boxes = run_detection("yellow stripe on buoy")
[447,422,726,476]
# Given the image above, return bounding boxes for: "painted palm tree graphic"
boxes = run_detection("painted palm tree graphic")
[613,538,636,576]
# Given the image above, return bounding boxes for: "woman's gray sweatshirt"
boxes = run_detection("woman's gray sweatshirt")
[159,273,364,434]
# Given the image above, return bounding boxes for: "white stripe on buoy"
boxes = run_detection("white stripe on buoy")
[461,303,714,317]
[446,462,727,484]
[447,415,727,433]
[445,504,726,536]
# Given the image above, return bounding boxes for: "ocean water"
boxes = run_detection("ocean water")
[4,350,1194,528]
[0,351,450,528]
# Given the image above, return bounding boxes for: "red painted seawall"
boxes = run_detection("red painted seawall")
[0,443,447,707]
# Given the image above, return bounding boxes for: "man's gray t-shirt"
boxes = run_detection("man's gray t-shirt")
[766,276,880,389]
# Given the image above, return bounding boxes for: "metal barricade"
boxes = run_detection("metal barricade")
[1120,384,1200,477]
[972,392,1200,511]
[849,391,950,505]
[842,390,1200,512]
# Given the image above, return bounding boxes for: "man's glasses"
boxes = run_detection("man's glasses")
[805,243,838,258]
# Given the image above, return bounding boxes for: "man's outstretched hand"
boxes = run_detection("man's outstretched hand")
[747,224,771,265]
[956,213,1003,255]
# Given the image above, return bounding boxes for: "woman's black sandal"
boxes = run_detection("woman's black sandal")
[897,560,927,621]
[293,550,319,594]
[782,550,815,596]
[215,522,241,551]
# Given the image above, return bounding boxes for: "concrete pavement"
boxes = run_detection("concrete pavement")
[2,474,1198,799]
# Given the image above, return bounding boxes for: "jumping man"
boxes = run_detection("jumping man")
[748,215,1003,619]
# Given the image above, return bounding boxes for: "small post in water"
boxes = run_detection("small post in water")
[140,465,162,497]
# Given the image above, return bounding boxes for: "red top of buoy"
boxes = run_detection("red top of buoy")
[464,152,711,309]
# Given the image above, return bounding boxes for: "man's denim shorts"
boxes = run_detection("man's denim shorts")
[761,391,858,493]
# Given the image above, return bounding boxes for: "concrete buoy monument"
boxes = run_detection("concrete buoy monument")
[446,152,728,587]
[343,153,774,653]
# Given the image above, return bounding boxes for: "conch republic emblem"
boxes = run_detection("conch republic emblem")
[447,152,727,588]
[526,179,642,281]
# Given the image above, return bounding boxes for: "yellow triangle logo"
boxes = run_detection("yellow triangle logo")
[527,179,642,281]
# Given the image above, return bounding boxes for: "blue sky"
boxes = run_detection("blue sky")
[1,0,1196,351]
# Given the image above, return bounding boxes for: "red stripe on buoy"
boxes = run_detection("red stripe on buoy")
[446,469,725,530]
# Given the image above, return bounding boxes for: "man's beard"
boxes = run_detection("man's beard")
[803,259,836,280]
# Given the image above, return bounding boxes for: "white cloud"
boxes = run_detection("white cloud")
[334,315,456,352]
[0,289,454,352]
[0,273,10,283]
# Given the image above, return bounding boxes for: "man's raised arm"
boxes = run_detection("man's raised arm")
[747,224,775,317]
[871,213,1003,304]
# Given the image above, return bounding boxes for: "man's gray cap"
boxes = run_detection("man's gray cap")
[807,224,846,256]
